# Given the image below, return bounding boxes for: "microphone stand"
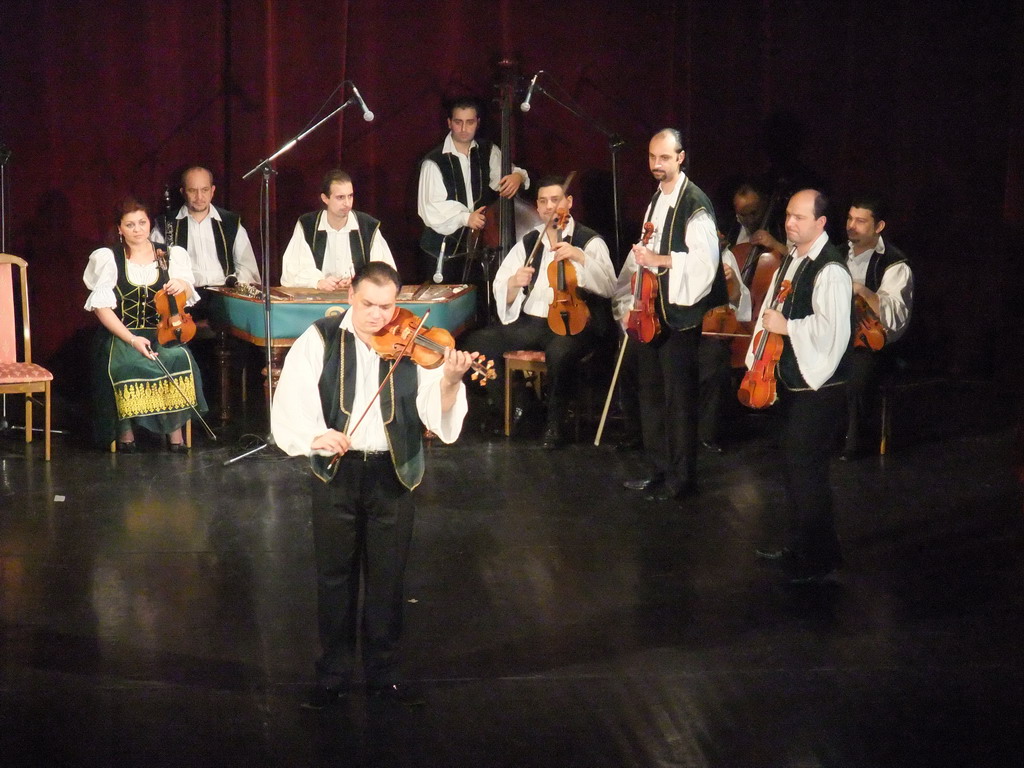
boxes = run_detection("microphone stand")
[521,75,626,257]
[224,95,362,465]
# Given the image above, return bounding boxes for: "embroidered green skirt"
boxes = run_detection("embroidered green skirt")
[91,328,208,445]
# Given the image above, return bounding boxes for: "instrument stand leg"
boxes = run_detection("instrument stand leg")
[224,164,277,466]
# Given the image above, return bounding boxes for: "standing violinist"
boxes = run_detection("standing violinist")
[271,261,474,708]
[747,189,852,584]
[841,196,913,459]
[614,129,728,502]
[280,169,396,290]
[83,195,207,452]
[416,97,529,283]
[465,175,617,449]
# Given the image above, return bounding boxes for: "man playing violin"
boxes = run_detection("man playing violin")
[280,169,396,290]
[747,189,853,584]
[841,196,913,460]
[416,97,529,283]
[271,262,474,708]
[466,175,617,449]
[614,129,728,502]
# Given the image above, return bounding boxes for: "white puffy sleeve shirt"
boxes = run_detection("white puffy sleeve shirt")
[745,232,852,390]
[83,245,198,311]
[271,311,468,458]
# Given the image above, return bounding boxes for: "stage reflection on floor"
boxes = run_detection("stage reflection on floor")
[1,386,1022,767]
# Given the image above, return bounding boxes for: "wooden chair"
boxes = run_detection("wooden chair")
[502,349,595,439]
[0,254,53,460]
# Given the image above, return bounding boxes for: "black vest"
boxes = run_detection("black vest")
[419,139,498,257]
[299,210,381,273]
[163,206,241,276]
[112,245,170,330]
[777,241,854,391]
[861,240,910,293]
[309,315,425,490]
[646,178,729,331]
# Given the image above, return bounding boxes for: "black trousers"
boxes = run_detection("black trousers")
[780,384,846,572]
[845,347,893,453]
[698,336,733,444]
[310,453,414,688]
[636,326,701,493]
[466,314,596,430]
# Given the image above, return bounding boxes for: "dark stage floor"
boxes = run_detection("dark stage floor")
[1,385,1022,767]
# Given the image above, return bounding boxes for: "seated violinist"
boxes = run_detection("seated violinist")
[280,169,396,290]
[83,195,208,452]
[464,175,617,449]
[841,195,914,459]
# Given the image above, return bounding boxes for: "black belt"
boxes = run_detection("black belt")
[339,449,390,462]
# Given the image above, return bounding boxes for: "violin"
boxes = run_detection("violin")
[853,294,886,351]
[154,286,197,346]
[371,307,496,386]
[737,276,793,409]
[546,208,590,336]
[625,222,660,343]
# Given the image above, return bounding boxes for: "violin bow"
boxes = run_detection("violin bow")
[327,308,432,469]
[151,351,218,440]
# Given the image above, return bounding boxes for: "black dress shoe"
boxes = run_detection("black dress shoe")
[300,684,348,710]
[542,425,565,450]
[785,567,840,585]
[700,440,724,454]
[623,476,663,492]
[168,442,189,455]
[644,484,697,503]
[615,437,643,452]
[755,546,793,561]
[367,682,425,706]
[116,440,138,454]
[839,447,869,462]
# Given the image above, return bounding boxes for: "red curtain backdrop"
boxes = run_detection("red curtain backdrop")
[0,0,1021,381]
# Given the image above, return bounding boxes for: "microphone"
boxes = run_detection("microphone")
[520,72,540,112]
[433,240,447,284]
[350,82,375,122]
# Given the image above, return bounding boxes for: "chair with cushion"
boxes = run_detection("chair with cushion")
[0,253,53,460]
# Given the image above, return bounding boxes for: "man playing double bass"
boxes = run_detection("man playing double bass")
[841,195,913,459]
[615,129,728,503]
[748,189,853,584]
[416,97,529,283]
[466,175,617,449]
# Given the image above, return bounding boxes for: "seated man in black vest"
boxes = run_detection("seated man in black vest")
[152,165,261,298]
[749,189,853,583]
[465,175,617,449]
[270,261,474,708]
[281,169,396,290]
[417,96,529,283]
[841,195,914,459]
[616,129,728,503]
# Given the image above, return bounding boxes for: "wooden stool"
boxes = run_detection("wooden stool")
[503,350,547,436]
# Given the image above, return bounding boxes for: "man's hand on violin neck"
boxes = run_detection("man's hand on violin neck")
[442,347,475,382]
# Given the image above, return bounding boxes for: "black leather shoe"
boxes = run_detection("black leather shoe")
[700,440,724,454]
[542,425,565,450]
[755,546,793,561]
[644,484,697,503]
[615,437,643,452]
[839,447,869,462]
[623,476,663,492]
[300,684,348,710]
[116,440,138,454]
[785,567,840,585]
[168,442,189,455]
[367,682,425,706]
